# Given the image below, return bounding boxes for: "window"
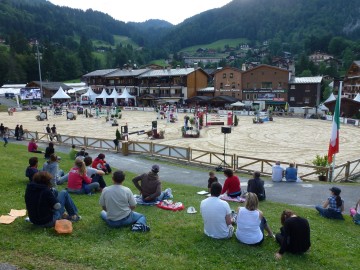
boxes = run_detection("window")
[253,83,257,89]
[277,94,281,98]
[261,82,272,89]
[253,94,258,99]
[305,89,310,93]
[290,85,295,89]
[262,72,265,75]
[246,83,250,89]
[304,97,310,104]
[290,97,295,101]
[223,73,226,78]
[220,83,223,89]
[232,82,235,89]
[232,93,235,97]
[246,94,250,100]
[230,73,234,78]
[278,82,282,88]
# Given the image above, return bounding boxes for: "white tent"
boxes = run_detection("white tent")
[353,93,360,102]
[118,87,136,105]
[96,89,110,104]
[80,87,98,104]
[108,88,121,105]
[323,93,336,104]
[51,87,71,99]
[230,101,246,107]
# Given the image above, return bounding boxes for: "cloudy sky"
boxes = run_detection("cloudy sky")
[48,0,232,25]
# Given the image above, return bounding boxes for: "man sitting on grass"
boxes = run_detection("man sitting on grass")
[25,157,39,182]
[200,182,234,239]
[99,170,150,232]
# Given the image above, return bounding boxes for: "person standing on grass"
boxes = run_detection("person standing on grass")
[274,209,311,260]
[207,171,218,192]
[221,168,241,197]
[14,124,20,140]
[235,192,275,245]
[247,171,266,201]
[99,170,150,232]
[2,127,9,147]
[25,157,39,182]
[0,123,5,137]
[200,182,234,239]
[25,171,81,227]
[315,187,344,220]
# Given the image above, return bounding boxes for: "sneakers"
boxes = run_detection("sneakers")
[131,223,150,232]
[164,188,173,199]
[68,215,81,222]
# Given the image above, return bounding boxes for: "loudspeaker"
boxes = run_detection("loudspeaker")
[152,121,157,129]
[221,127,231,134]
[121,125,128,134]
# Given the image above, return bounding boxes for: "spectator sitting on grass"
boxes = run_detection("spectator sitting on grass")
[100,170,150,232]
[247,171,266,201]
[42,154,68,186]
[67,158,100,194]
[69,144,78,160]
[200,182,234,239]
[84,156,107,190]
[25,157,39,182]
[25,171,81,227]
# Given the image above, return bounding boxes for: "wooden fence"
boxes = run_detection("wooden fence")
[11,129,360,183]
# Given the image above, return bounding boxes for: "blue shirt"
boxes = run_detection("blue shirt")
[285,167,297,181]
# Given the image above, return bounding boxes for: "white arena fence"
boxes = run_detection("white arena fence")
[9,128,360,183]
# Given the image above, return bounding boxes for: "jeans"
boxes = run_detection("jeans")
[315,205,344,220]
[101,210,147,228]
[42,190,78,227]
[92,174,107,189]
[67,182,100,194]
[57,173,69,185]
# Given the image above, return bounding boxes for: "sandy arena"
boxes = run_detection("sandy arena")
[1,109,359,165]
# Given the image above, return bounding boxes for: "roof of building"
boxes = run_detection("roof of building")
[138,68,195,78]
[29,81,71,91]
[82,69,118,77]
[105,69,149,77]
[354,61,360,66]
[290,76,323,84]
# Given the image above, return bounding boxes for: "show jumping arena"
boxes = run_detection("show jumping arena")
[1,108,359,165]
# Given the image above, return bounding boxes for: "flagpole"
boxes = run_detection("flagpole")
[329,81,342,182]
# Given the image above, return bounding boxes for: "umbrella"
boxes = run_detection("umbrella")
[230,101,245,107]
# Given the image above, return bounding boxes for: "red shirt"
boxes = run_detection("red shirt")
[28,142,38,152]
[92,157,106,170]
[221,175,241,194]
[67,167,92,190]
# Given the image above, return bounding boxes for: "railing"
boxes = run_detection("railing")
[12,129,360,182]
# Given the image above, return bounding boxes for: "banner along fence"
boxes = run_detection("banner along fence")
[12,129,360,182]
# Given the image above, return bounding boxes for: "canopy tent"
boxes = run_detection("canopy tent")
[80,87,98,104]
[318,103,329,111]
[323,93,336,104]
[353,93,360,102]
[51,87,71,99]
[108,88,121,105]
[118,88,136,105]
[96,89,110,104]
[230,101,246,107]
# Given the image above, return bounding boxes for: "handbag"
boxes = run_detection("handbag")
[55,219,73,234]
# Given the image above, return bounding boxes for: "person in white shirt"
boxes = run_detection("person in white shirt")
[272,161,284,182]
[200,182,234,239]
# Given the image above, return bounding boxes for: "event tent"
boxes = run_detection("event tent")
[80,87,98,104]
[51,86,71,99]
[230,101,245,107]
[96,89,110,104]
[323,93,336,104]
[108,88,121,105]
[353,93,360,102]
[118,88,136,105]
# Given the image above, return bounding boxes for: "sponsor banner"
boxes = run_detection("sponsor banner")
[257,93,276,100]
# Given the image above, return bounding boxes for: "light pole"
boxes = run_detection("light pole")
[35,40,43,100]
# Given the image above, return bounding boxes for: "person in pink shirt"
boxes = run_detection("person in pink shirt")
[221,168,241,198]
[27,138,43,154]
[67,158,100,194]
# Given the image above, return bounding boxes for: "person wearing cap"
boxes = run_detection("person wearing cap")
[42,154,68,187]
[92,153,112,174]
[200,182,234,239]
[272,161,284,182]
[315,187,344,220]
[132,165,172,202]
[99,170,150,232]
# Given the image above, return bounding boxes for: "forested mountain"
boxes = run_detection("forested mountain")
[163,0,360,52]
[0,0,359,85]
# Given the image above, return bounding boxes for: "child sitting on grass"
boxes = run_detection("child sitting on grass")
[207,171,218,192]
[350,199,360,225]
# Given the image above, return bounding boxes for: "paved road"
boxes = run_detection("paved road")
[16,140,359,212]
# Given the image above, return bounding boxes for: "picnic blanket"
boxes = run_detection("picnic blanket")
[220,194,246,203]
[134,195,159,206]
[156,200,184,211]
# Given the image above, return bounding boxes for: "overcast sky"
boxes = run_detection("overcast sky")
[48,0,232,25]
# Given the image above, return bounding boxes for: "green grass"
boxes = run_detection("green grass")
[0,144,359,269]
[180,38,249,54]
[0,105,8,112]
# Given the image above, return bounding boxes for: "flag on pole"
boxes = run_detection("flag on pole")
[327,84,342,164]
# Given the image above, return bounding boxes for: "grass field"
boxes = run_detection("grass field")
[180,38,249,54]
[0,144,359,270]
